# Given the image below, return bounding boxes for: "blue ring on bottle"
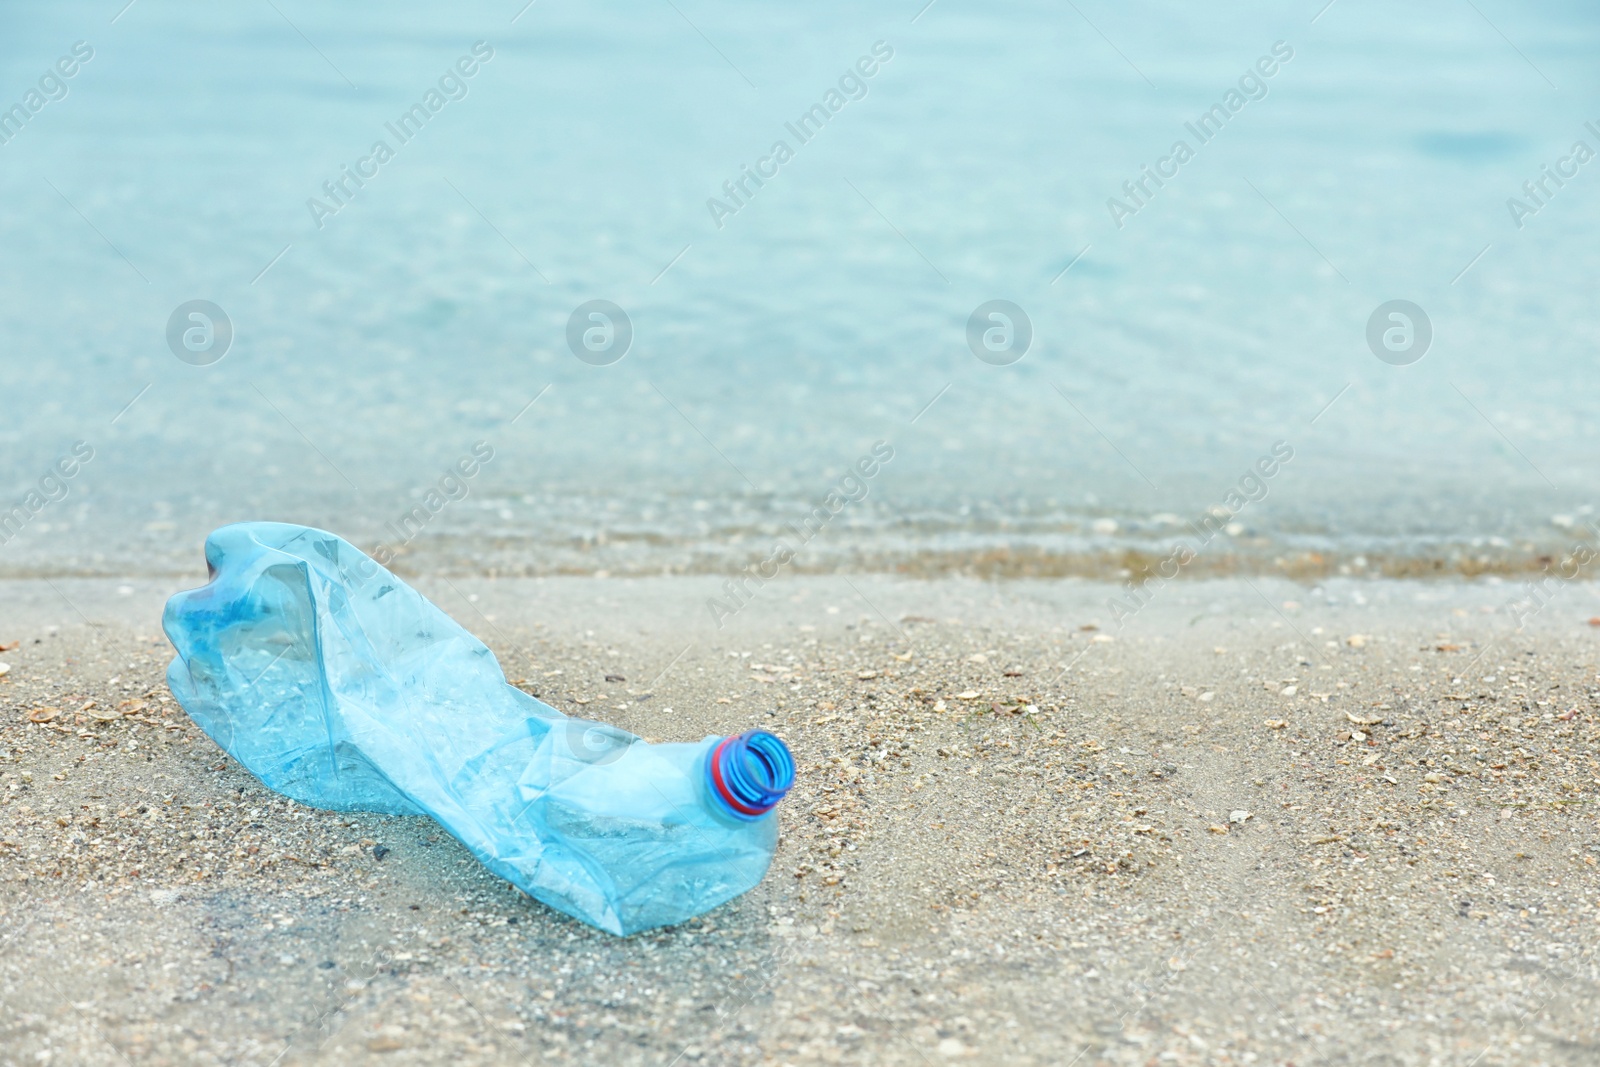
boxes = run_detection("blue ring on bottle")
[708,730,795,820]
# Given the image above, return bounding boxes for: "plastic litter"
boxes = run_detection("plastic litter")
[162,522,795,935]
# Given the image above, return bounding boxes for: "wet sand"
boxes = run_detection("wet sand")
[1,574,1598,1065]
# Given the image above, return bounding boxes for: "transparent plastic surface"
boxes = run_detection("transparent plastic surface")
[162,522,791,935]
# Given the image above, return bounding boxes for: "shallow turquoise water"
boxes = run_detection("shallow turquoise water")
[2,1,1598,578]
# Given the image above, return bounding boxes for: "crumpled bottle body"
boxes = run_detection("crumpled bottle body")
[163,522,784,935]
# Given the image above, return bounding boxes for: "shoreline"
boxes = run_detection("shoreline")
[6,534,1600,588]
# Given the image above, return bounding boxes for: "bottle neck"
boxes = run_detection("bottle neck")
[706,730,795,820]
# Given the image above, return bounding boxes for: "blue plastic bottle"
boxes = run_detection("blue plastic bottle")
[162,522,795,935]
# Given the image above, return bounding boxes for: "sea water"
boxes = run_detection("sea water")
[2,1,1598,582]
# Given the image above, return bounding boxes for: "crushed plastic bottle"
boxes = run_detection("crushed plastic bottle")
[162,522,795,935]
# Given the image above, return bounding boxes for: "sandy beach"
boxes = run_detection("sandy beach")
[2,573,1597,1066]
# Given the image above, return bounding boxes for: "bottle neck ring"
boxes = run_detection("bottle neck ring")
[708,730,795,820]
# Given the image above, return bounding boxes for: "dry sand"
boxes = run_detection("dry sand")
[2,573,1598,1066]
